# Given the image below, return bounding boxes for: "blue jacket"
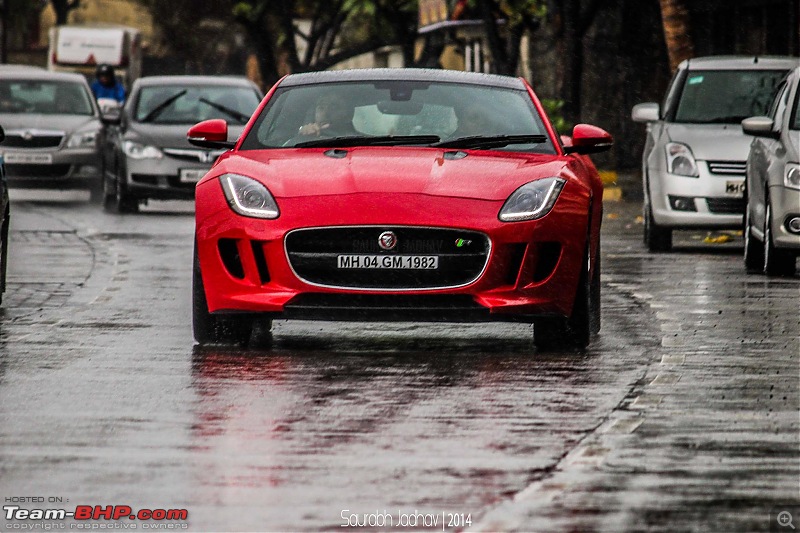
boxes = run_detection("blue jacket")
[91,80,125,103]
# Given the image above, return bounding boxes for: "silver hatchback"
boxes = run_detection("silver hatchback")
[742,66,800,276]
[632,56,799,252]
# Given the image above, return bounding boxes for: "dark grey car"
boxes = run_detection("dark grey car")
[102,75,262,213]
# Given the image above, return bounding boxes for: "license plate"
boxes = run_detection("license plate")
[179,168,206,183]
[3,152,53,164]
[725,180,745,196]
[337,255,439,269]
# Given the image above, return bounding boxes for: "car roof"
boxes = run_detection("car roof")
[135,75,259,88]
[279,68,526,90]
[681,55,800,71]
[0,69,89,83]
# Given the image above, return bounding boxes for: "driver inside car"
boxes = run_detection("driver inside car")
[298,94,358,137]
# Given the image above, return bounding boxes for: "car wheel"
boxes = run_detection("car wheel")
[763,200,796,277]
[115,175,139,214]
[534,244,592,351]
[193,245,253,346]
[743,203,764,273]
[0,207,8,306]
[644,203,672,252]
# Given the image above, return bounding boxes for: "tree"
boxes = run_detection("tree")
[556,0,605,124]
[232,0,418,87]
[50,0,80,25]
[475,0,545,76]
[658,0,693,72]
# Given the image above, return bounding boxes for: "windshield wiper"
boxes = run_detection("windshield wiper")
[198,97,250,124]
[140,90,187,123]
[294,135,440,148]
[432,134,548,150]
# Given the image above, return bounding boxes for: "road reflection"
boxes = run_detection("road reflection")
[186,324,605,529]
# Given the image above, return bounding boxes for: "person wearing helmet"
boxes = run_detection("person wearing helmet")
[91,64,125,104]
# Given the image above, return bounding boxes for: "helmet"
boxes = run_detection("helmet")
[96,64,114,78]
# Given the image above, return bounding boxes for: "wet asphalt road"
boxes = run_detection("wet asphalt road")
[0,192,797,532]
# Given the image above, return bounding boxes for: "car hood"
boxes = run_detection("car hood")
[666,123,753,161]
[128,123,247,149]
[0,114,99,133]
[214,147,567,201]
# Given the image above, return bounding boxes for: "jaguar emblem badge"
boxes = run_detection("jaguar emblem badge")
[378,231,398,251]
[22,131,33,141]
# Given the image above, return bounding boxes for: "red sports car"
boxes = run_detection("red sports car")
[188,69,612,350]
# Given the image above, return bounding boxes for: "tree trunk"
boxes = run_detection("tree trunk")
[658,0,694,72]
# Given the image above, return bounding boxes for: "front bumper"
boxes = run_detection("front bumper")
[647,162,745,229]
[4,148,100,189]
[124,152,215,200]
[770,185,800,251]
[195,180,594,323]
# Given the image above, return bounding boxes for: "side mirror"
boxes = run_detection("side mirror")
[632,102,660,123]
[0,125,5,144]
[188,119,235,149]
[564,124,613,155]
[741,116,779,139]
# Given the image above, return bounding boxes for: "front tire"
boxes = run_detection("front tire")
[115,175,139,214]
[644,203,672,252]
[743,203,764,273]
[534,244,595,351]
[763,200,796,277]
[193,246,253,345]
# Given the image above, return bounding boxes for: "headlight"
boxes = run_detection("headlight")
[66,131,98,149]
[665,142,699,177]
[785,163,800,190]
[219,174,280,219]
[498,177,566,222]
[123,140,163,160]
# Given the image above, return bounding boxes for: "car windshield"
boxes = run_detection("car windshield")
[0,79,93,115]
[134,85,261,124]
[793,82,800,130]
[240,80,555,153]
[674,69,787,124]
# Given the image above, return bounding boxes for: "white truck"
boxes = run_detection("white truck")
[47,25,142,88]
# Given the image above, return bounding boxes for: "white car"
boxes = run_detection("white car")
[742,66,800,276]
[632,56,799,252]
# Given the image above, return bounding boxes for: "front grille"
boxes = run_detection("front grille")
[283,293,489,322]
[6,164,71,178]
[285,226,490,290]
[162,148,224,163]
[706,197,745,214]
[707,161,746,176]
[3,134,64,148]
[130,174,197,191]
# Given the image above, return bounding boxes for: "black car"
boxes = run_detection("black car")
[0,125,10,305]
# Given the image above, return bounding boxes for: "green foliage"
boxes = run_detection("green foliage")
[541,98,573,135]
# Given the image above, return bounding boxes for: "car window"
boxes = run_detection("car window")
[792,79,800,131]
[769,82,790,130]
[134,85,261,124]
[673,69,787,124]
[241,81,555,153]
[0,79,93,115]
